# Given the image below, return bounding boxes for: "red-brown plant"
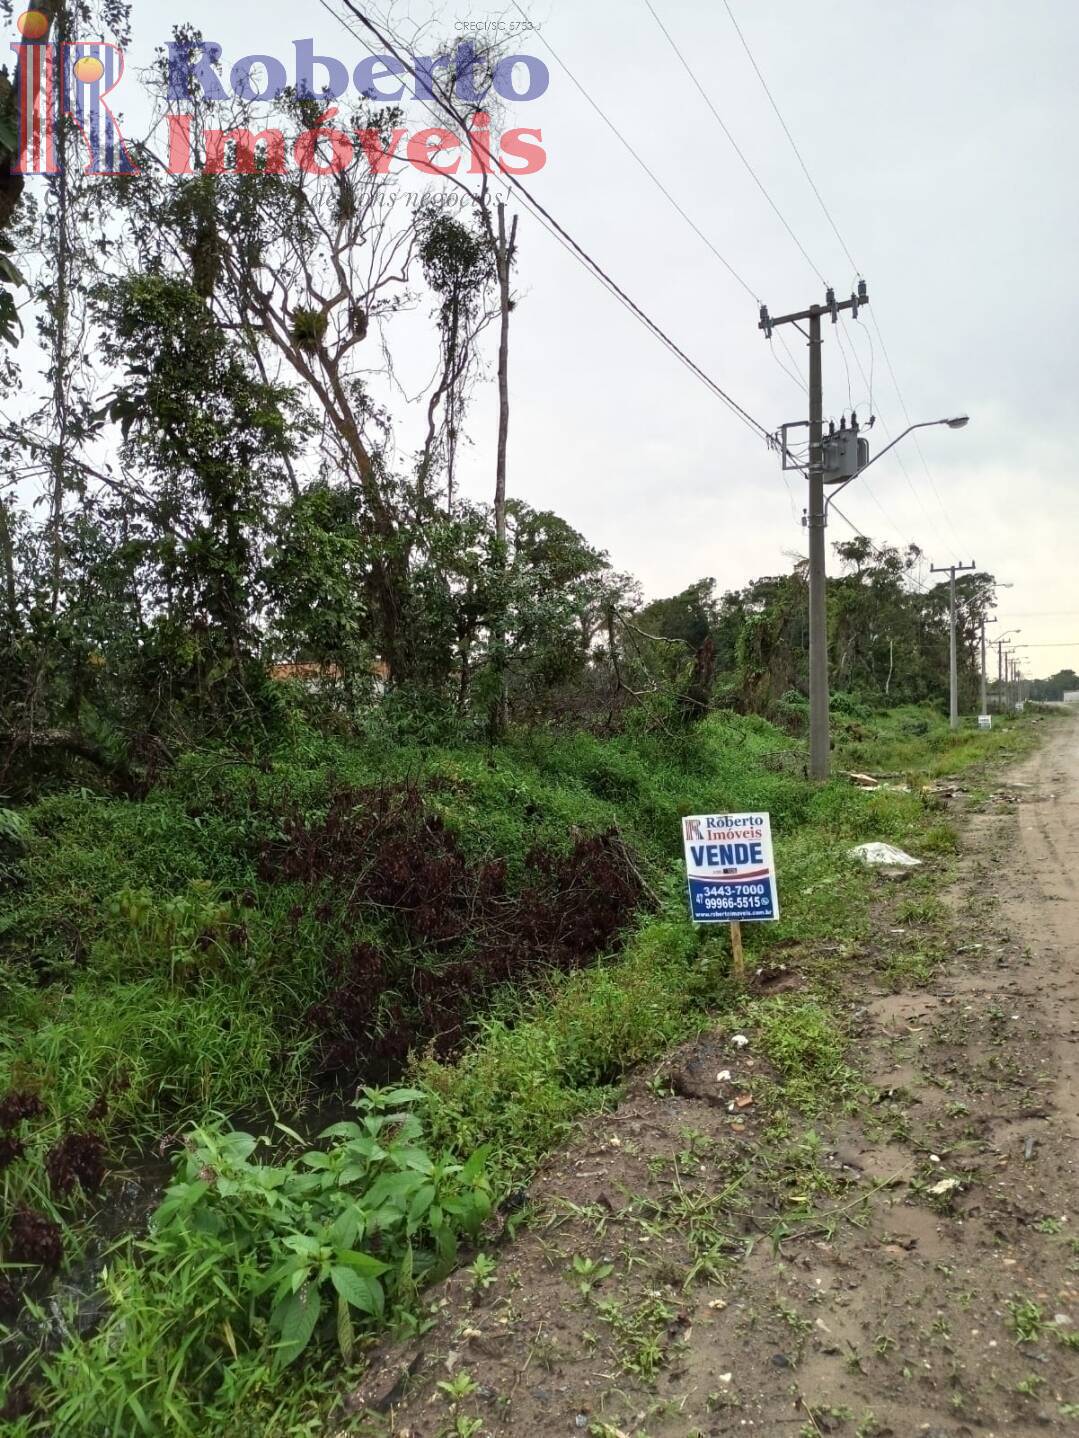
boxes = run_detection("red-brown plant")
[260,783,649,1078]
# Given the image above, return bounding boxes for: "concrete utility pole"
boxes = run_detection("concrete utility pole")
[930,561,976,728]
[761,284,968,779]
[806,305,827,780]
[994,631,1020,711]
[759,283,868,780]
[980,616,989,718]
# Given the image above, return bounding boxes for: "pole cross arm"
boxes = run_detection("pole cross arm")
[760,280,869,331]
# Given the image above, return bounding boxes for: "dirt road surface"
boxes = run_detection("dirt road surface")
[335,717,1079,1438]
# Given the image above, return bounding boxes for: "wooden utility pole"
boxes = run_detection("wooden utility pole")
[930,561,976,728]
[759,282,868,779]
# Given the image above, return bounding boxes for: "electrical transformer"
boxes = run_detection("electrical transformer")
[822,426,869,484]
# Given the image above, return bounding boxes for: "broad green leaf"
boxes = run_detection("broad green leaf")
[460,1145,492,1184]
[283,1233,321,1258]
[317,1121,365,1140]
[331,1266,385,1318]
[333,1248,389,1277]
[273,1287,322,1368]
[329,1205,363,1250]
[394,1147,435,1175]
[408,1184,436,1224]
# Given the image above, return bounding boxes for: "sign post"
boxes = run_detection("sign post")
[681,812,780,981]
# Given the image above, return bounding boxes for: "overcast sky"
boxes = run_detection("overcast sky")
[62,0,1079,678]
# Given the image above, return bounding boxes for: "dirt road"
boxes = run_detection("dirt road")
[336,718,1079,1438]
[1009,720,1079,1141]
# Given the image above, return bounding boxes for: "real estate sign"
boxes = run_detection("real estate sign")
[682,812,779,924]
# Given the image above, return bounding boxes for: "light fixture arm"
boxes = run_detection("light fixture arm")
[823,417,968,519]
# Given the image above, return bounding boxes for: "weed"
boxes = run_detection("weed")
[748,998,861,1114]
[594,1294,677,1379]
[1007,1297,1045,1344]
[436,1371,480,1404]
[447,1417,484,1438]
[571,1254,614,1297]
[467,1253,497,1292]
[36,1088,491,1429]
[1,705,1031,1434]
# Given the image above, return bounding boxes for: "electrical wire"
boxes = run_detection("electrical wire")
[769,336,807,395]
[866,308,967,556]
[719,2,968,561]
[319,0,774,443]
[510,0,760,306]
[845,302,958,557]
[510,0,810,406]
[643,0,828,287]
[721,0,859,276]
[829,503,932,593]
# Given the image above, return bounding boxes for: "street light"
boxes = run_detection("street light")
[803,414,968,765]
[824,416,971,518]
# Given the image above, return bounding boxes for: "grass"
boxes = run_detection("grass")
[0,702,1055,1433]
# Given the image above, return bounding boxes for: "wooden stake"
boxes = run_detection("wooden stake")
[730,920,745,983]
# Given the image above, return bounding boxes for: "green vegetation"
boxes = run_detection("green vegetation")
[0,11,1057,1427]
[0,703,1044,1432]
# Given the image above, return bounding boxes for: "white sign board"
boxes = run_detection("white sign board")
[978,714,992,730]
[1016,701,1025,713]
[682,812,779,924]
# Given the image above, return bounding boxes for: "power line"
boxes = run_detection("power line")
[721,0,859,276]
[866,309,967,556]
[719,2,966,559]
[511,0,759,306]
[320,0,774,442]
[643,0,828,287]
[510,1,809,399]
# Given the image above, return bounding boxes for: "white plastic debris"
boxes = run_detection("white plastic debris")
[927,1177,962,1197]
[848,842,923,868]
[730,1034,749,1049]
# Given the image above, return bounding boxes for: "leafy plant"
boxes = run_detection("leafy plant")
[467,1252,498,1291]
[149,1087,491,1371]
[436,1370,480,1403]
[572,1253,614,1297]
[1007,1297,1045,1344]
